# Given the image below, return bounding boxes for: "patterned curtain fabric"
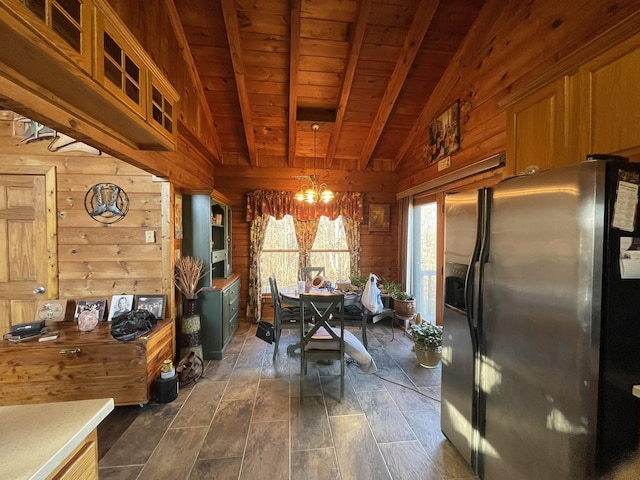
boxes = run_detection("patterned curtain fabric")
[245,190,364,321]
[246,190,364,222]
[342,215,360,275]
[293,217,320,274]
[246,215,270,323]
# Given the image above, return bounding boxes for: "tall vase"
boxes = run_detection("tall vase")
[180,298,203,360]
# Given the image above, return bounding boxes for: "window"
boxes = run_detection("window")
[260,215,350,292]
[411,200,438,322]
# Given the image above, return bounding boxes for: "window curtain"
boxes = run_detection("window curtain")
[246,191,364,222]
[245,190,364,323]
[293,217,320,273]
[342,216,360,275]
[247,215,270,323]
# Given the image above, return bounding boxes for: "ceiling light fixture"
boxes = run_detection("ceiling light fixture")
[294,123,334,203]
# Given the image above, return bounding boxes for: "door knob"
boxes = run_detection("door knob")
[33,286,45,294]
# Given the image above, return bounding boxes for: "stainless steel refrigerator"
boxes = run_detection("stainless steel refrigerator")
[441,156,640,479]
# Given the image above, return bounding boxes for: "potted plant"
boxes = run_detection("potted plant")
[174,255,208,359]
[383,280,416,318]
[410,313,443,368]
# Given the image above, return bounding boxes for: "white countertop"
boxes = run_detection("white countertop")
[0,398,114,480]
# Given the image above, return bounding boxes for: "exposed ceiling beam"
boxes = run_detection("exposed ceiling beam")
[287,0,301,167]
[359,0,439,171]
[164,0,223,163]
[220,0,257,166]
[325,0,371,168]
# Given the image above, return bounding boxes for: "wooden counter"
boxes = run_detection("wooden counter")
[0,398,113,479]
[0,319,174,406]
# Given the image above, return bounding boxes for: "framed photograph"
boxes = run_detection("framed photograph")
[135,295,167,319]
[107,294,134,321]
[424,100,460,164]
[35,299,67,322]
[369,204,390,232]
[74,298,107,322]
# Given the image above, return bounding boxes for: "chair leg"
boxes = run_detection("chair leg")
[340,356,345,401]
[300,355,304,403]
[361,313,368,349]
[272,326,280,360]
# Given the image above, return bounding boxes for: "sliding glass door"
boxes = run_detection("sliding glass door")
[411,197,438,323]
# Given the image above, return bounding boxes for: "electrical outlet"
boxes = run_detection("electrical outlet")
[145,231,155,243]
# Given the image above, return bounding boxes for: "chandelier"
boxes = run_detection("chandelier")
[294,123,334,204]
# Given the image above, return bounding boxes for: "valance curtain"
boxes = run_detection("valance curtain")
[246,191,364,222]
[245,190,364,323]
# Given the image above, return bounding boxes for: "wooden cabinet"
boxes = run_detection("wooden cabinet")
[183,192,237,359]
[48,429,98,480]
[0,319,174,406]
[506,31,640,172]
[183,193,233,281]
[198,274,240,359]
[506,77,573,175]
[577,32,640,160]
[0,0,179,150]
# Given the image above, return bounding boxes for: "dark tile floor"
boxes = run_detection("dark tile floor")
[97,319,477,480]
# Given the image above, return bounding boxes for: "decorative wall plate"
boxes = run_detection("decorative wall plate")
[35,299,67,322]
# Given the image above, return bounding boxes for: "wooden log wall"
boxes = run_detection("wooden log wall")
[0,111,173,333]
[214,165,399,322]
[398,0,640,193]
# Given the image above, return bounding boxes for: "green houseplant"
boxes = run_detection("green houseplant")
[410,313,443,368]
[383,280,416,318]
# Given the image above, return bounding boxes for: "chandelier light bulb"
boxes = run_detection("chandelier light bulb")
[294,123,334,204]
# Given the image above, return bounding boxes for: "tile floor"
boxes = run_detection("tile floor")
[97,319,477,480]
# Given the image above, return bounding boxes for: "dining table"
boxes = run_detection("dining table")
[279,287,361,354]
[279,286,360,306]
[278,287,377,373]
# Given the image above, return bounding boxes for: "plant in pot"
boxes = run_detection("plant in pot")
[410,313,443,368]
[383,280,416,318]
[174,256,209,359]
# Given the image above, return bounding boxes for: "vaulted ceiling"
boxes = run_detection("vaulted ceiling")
[174,0,484,172]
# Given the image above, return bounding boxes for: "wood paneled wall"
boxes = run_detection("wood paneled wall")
[0,112,173,324]
[398,0,640,192]
[213,166,399,320]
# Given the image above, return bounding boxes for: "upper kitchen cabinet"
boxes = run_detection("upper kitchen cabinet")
[506,77,572,176]
[0,0,178,151]
[577,32,640,160]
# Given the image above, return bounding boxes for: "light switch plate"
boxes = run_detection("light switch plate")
[145,231,155,243]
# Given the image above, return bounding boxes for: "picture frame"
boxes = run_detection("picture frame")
[35,299,67,322]
[74,298,107,322]
[424,100,460,164]
[135,295,167,319]
[369,204,390,232]
[107,294,134,321]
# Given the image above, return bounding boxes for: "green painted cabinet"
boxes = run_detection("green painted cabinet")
[198,275,240,359]
[183,194,237,359]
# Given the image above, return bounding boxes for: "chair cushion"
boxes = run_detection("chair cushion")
[306,327,377,374]
[279,306,300,323]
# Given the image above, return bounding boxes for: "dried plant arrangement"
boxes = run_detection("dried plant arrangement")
[174,256,208,299]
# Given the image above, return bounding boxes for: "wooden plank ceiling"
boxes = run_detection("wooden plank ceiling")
[174,0,484,172]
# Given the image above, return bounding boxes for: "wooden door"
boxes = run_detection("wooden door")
[0,173,52,334]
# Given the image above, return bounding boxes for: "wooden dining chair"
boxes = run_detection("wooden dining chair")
[300,266,325,282]
[299,293,345,402]
[268,274,301,360]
